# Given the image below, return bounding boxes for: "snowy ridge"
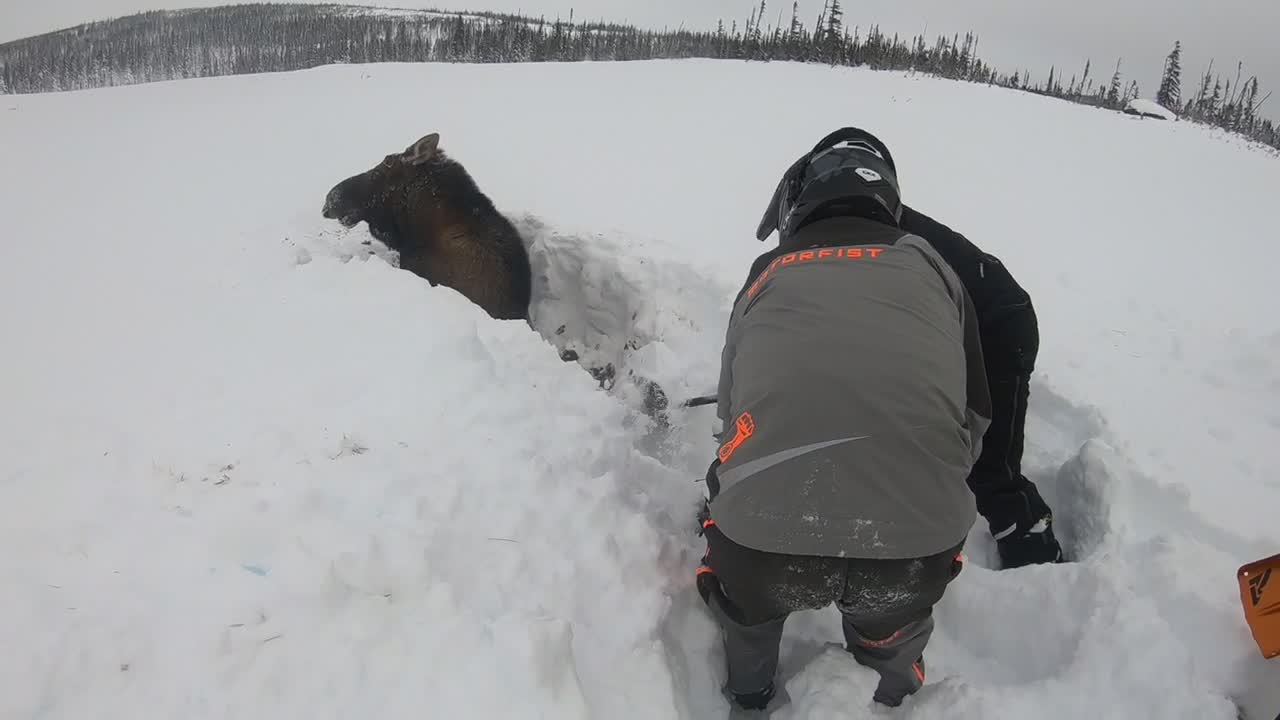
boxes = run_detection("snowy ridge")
[1,59,1278,719]
[329,4,553,30]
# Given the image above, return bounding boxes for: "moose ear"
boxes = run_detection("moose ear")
[403,133,440,165]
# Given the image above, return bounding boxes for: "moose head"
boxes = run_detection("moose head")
[320,131,534,322]
[322,133,443,247]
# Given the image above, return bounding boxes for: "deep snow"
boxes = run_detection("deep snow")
[1,59,1278,719]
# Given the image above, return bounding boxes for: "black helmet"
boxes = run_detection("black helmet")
[755,128,902,243]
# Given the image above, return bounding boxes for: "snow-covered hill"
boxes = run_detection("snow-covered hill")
[1,59,1278,719]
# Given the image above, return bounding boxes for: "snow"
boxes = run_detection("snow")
[2,59,1279,719]
[1125,98,1179,120]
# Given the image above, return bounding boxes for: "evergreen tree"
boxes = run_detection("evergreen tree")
[1191,59,1215,117]
[1104,59,1123,108]
[1156,40,1182,111]
[1220,78,1234,125]
[787,0,803,58]
[1123,79,1140,106]
[823,0,843,64]
[1241,77,1259,131]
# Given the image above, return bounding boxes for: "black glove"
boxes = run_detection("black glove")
[696,562,720,605]
[695,505,719,604]
[693,526,751,627]
[705,457,722,499]
[996,513,1064,568]
[988,485,1064,568]
[696,459,727,607]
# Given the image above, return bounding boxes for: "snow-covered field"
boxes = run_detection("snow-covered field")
[2,59,1278,719]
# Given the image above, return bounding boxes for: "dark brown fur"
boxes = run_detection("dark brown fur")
[322,133,532,321]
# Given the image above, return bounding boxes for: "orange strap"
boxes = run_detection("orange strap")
[855,628,906,648]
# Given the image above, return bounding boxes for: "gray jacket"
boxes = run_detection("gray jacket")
[711,216,993,560]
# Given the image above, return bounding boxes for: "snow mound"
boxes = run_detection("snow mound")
[1125,98,1178,120]
[517,214,731,418]
[0,217,703,719]
[286,210,733,428]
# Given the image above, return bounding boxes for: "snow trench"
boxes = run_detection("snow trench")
[280,215,1260,720]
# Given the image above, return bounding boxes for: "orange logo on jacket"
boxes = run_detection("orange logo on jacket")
[746,247,885,299]
[718,412,756,463]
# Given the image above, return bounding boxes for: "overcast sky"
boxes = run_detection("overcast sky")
[3,0,1278,112]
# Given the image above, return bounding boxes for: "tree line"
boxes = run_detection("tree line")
[1154,41,1271,140]
[0,2,1274,152]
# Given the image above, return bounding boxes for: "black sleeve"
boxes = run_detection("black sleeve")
[899,206,986,283]
[901,232,994,462]
[900,205,1033,377]
[960,283,993,432]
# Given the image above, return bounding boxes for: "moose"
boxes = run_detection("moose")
[321,131,679,423]
[322,132,533,321]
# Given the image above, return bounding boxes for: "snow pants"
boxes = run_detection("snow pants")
[697,520,964,707]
